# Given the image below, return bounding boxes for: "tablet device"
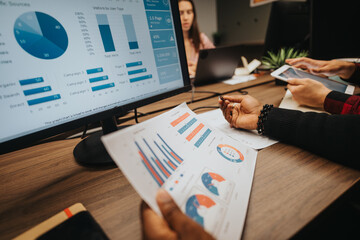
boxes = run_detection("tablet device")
[271,65,355,94]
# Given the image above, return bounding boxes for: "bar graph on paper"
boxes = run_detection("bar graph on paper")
[135,133,184,186]
[171,112,213,148]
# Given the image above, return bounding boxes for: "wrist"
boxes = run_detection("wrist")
[257,104,274,135]
[340,62,356,79]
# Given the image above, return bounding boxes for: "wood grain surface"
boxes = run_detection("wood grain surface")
[1,78,359,240]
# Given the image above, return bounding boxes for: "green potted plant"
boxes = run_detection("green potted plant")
[261,47,308,85]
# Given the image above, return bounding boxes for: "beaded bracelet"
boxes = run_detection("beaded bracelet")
[257,104,274,135]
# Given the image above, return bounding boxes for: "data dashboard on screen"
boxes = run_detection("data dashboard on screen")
[0,0,185,143]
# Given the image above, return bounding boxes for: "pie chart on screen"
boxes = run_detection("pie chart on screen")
[14,11,68,59]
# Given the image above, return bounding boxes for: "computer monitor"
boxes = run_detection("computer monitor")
[0,0,191,165]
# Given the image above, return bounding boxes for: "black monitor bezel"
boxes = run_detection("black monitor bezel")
[0,0,191,154]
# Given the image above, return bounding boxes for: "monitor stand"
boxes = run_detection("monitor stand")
[73,116,127,167]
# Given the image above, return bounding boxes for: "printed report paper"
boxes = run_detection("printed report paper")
[102,103,258,239]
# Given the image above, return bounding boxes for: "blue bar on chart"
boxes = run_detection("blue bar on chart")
[150,30,176,49]
[89,75,109,83]
[96,14,115,52]
[128,68,147,75]
[157,64,181,84]
[143,0,170,10]
[86,67,103,75]
[178,118,197,134]
[91,82,115,92]
[143,138,171,179]
[123,15,139,50]
[126,61,142,68]
[154,48,179,67]
[157,133,184,164]
[195,129,212,148]
[130,74,152,83]
[19,77,44,86]
[146,11,173,30]
[153,141,178,170]
[135,141,164,186]
[23,86,52,96]
[27,94,61,106]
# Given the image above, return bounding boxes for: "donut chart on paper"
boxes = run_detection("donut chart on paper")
[217,144,244,163]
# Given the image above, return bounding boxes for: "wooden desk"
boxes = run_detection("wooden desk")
[1,79,359,240]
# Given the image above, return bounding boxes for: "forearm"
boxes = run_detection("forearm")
[264,108,360,169]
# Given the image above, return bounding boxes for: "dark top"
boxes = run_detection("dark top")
[264,63,360,170]
[264,108,360,169]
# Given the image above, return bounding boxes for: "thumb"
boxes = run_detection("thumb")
[156,189,193,233]
[287,78,303,85]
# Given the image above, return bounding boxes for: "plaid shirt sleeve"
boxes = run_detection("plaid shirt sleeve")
[324,91,360,114]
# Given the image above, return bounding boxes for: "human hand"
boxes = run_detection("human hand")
[188,61,197,76]
[287,78,331,108]
[141,189,214,240]
[219,95,262,130]
[286,57,356,79]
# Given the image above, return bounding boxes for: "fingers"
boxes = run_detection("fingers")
[287,78,303,85]
[221,95,246,103]
[285,57,311,65]
[156,189,196,234]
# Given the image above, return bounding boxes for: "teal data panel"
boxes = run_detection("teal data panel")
[146,11,173,30]
[14,11,68,59]
[143,0,170,10]
[150,30,176,49]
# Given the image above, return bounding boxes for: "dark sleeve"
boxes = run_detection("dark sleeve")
[345,63,360,84]
[324,91,360,115]
[264,108,360,169]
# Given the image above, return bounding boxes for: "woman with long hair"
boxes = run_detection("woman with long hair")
[178,0,215,76]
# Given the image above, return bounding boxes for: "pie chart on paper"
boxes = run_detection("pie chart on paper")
[14,11,68,60]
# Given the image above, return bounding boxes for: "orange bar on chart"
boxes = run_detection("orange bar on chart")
[186,123,204,141]
[171,112,190,127]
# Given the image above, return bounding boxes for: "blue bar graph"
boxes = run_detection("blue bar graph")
[27,94,61,106]
[96,14,115,52]
[195,129,212,148]
[91,82,115,91]
[123,15,139,50]
[178,118,197,134]
[89,75,109,83]
[23,86,51,96]
[86,67,103,74]
[126,61,142,68]
[129,74,152,83]
[128,68,147,75]
[19,77,44,86]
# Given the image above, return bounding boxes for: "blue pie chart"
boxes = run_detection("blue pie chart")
[14,11,68,59]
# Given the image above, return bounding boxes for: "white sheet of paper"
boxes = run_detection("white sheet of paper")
[102,103,258,239]
[199,109,278,149]
[223,75,256,85]
[279,90,325,113]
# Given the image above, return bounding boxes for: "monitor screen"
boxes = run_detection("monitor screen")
[0,0,190,151]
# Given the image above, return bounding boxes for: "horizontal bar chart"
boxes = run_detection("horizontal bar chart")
[86,67,103,75]
[178,118,197,134]
[126,61,142,68]
[195,129,212,148]
[19,77,44,86]
[27,94,61,106]
[128,68,147,75]
[89,75,109,83]
[129,74,152,83]
[23,86,52,96]
[91,82,115,92]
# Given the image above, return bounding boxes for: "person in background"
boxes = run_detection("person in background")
[285,57,360,113]
[178,0,215,76]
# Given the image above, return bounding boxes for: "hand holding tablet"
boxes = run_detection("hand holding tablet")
[271,65,355,94]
